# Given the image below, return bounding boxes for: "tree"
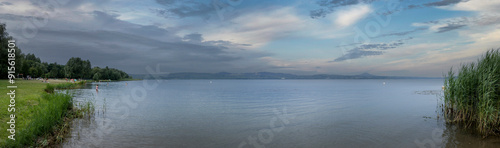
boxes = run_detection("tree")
[82,60,91,78]
[46,63,64,78]
[93,72,101,80]
[65,57,91,79]
[28,67,38,77]
[0,23,23,79]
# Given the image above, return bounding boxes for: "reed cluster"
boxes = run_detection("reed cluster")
[443,49,500,136]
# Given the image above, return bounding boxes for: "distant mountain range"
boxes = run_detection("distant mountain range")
[130,72,441,79]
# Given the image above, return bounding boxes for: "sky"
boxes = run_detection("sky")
[0,0,499,77]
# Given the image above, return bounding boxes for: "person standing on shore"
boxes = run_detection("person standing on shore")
[96,84,99,92]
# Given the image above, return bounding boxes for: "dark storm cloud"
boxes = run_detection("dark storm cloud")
[331,38,410,62]
[0,8,270,74]
[23,28,256,73]
[436,24,466,33]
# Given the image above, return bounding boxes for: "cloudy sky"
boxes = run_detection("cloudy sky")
[0,0,499,77]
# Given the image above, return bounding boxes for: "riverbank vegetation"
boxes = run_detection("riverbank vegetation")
[44,81,87,93]
[0,80,94,147]
[443,49,500,137]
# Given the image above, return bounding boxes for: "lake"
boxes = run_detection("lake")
[62,79,500,148]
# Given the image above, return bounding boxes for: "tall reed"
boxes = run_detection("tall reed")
[443,49,500,136]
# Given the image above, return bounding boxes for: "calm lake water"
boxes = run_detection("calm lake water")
[62,79,500,148]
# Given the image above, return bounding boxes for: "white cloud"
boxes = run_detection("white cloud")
[459,25,500,51]
[199,5,373,48]
[413,0,500,34]
[412,14,500,33]
[332,4,372,28]
[201,7,305,48]
[0,1,39,15]
[446,0,500,13]
[367,26,500,77]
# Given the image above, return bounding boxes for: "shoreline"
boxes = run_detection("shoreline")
[0,79,92,147]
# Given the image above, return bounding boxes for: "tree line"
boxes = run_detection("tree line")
[0,23,131,80]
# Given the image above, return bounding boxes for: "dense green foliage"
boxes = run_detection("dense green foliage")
[91,66,131,80]
[64,57,91,79]
[0,24,23,79]
[0,23,130,80]
[443,49,500,136]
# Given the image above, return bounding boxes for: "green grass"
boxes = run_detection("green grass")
[443,49,500,136]
[1,80,48,146]
[0,80,93,147]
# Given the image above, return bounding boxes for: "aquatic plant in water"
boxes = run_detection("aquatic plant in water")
[443,49,500,136]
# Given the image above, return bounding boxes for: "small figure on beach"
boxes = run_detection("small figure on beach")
[96,84,99,92]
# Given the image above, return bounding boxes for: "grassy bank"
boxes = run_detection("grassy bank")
[0,80,90,147]
[443,49,500,136]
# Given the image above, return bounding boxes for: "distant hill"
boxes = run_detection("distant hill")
[130,72,440,79]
